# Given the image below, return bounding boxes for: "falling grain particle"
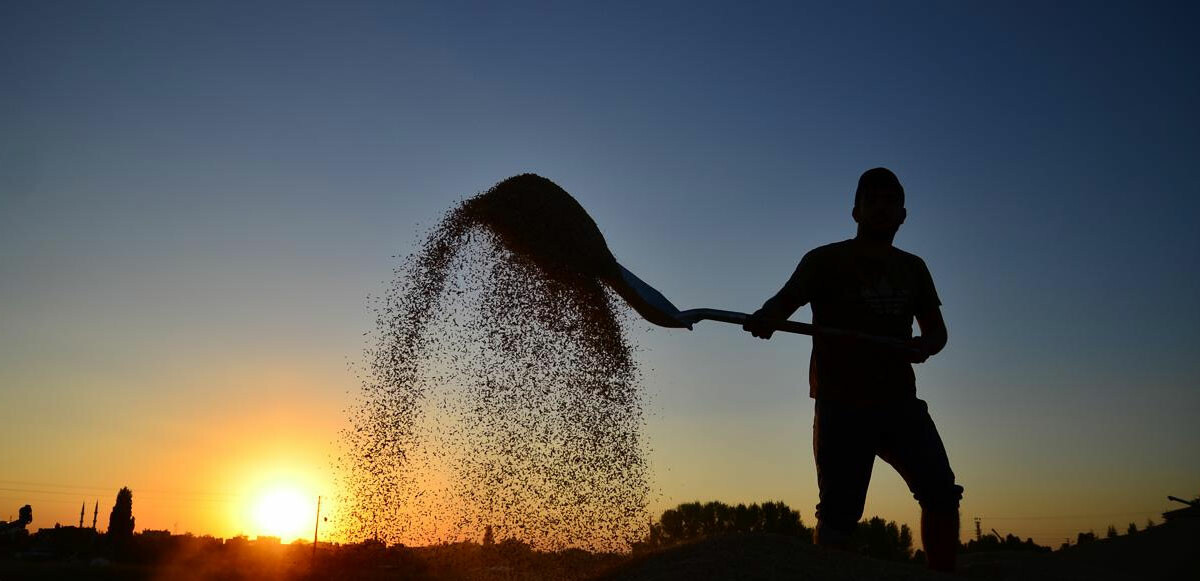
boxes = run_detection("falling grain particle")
[337,174,650,552]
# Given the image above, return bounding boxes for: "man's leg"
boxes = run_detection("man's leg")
[877,399,964,572]
[921,505,960,572]
[813,399,877,549]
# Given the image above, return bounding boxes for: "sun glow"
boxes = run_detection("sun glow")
[224,453,330,543]
[251,487,313,541]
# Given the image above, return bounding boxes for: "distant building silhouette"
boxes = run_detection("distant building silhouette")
[0,505,33,540]
[1163,494,1199,522]
[32,522,98,558]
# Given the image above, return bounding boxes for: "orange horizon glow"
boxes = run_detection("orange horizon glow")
[2,357,1189,550]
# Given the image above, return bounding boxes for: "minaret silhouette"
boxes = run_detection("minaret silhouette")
[79,502,85,528]
[92,501,98,529]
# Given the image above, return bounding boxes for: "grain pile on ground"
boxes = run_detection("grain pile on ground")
[594,533,946,581]
[336,174,649,552]
[955,517,1200,581]
[595,519,1200,581]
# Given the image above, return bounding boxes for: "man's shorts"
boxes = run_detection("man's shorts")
[812,397,963,544]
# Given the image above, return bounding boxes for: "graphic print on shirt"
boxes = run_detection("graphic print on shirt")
[855,260,912,318]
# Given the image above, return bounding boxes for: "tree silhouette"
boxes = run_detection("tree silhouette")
[853,516,913,561]
[1105,524,1118,539]
[640,501,933,563]
[645,501,810,548]
[962,531,1050,554]
[107,487,135,538]
[1126,522,1138,535]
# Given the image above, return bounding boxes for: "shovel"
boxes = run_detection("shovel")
[610,264,913,352]
[466,174,910,352]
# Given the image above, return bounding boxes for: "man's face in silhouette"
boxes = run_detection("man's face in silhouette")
[853,186,906,237]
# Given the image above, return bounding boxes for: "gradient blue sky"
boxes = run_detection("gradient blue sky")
[2,1,1197,546]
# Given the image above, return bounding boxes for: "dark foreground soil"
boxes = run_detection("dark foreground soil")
[3,519,1194,580]
[956,517,1199,581]
[595,534,946,581]
[597,518,1199,581]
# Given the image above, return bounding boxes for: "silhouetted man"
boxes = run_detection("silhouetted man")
[743,168,963,572]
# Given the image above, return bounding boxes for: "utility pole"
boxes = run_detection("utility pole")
[312,496,322,563]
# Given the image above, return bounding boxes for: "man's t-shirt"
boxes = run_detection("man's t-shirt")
[758,239,941,404]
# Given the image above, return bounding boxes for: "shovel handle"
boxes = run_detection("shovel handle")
[677,308,912,351]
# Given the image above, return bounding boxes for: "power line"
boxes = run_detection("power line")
[0,481,243,501]
[0,495,90,506]
[0,480,116,492]
[977,510,1162,521]
[0,487,96,497]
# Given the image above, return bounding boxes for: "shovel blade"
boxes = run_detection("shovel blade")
[608,264,691,328]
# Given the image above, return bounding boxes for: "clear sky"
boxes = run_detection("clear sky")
[2,1,1197,547]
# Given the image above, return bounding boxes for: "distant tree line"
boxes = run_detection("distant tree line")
[974,516,1163,554]
[1066,518,1157,550]
[636,501,917,563]
[962,531,1050,554]
[643,501,809,547]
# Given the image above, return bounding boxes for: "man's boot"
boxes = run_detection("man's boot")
[813,520,853,552]
[921,507,959,572]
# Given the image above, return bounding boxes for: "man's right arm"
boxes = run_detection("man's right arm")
[744,253,815,339]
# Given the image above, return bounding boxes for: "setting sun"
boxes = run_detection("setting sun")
[252,487,312,541]
[224,455,329,543]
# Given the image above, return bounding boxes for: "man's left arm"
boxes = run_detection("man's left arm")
[909,306,947,363]
[909,256,947,364]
